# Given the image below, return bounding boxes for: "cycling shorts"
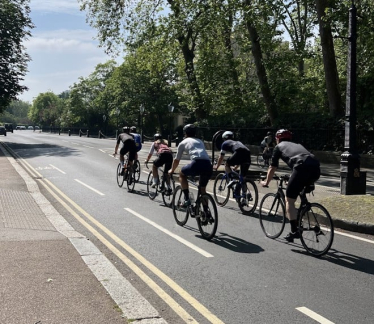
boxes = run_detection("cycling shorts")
[181,159,213,188]
[226,149,251,177]
[153,152,173,172]
[286,165,320,199]
[120,140,137,162]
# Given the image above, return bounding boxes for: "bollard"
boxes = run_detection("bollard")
[68,130,71,136]
[87,130,89,138]
[79,129,82,137]
[59,129,61,135]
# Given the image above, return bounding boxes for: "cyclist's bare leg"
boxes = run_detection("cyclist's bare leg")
[225,163,233,177]
[285,197,298,232]
[120,154,125,168]
[179,172,188,190]
[152,164,159,183]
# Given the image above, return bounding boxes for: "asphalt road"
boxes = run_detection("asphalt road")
[3,131,374,324]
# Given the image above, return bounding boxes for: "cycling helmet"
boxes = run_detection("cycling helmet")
[267,131,272,136]
[130,126,136,132]
[122,126,130,133]
[222,131,234,140]
[275,129,292,141]
[154,133,162,140]
[183,124,196,137]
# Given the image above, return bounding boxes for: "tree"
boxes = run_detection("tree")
[0,0,33,111]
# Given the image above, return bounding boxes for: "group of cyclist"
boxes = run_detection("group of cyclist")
[114,123,320,242]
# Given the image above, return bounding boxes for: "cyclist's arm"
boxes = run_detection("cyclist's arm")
[145,143,155,163]
[261,165,277,187]
[214,154,225,170]
[114,142,120,155]
[169,159,180,175]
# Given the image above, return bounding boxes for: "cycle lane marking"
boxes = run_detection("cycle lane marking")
[74,179,105,196]
[39,178,224,324]
[296,307,334,324]
[125,208,214,258]
[50,164,66,174]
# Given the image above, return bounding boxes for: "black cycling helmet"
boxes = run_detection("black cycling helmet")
[122,126,130,134]
[267,131,272,136]
[154,133,162,140]
[183,124,196,137]
[222,131,234,140]
[130,126,136,132]
[275,129,292,141]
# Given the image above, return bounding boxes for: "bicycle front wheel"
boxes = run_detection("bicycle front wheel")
[134,160,141,182]
[299,203,334,256]
[213,173,230,206]
[259,193,286,238]
[162,177,175,208]
[116,163,124,188]
[239,179,259,215]
[147,172,157,200]
[196,194,218,241]
[172,186,189,226]
[257,153,266,168]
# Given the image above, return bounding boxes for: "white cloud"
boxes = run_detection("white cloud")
[25,36,98,53]
[31,0,83,14]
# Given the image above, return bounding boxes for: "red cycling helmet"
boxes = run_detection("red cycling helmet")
[275,129,292,141]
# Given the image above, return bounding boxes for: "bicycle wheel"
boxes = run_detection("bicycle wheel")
[239,179,259,215]
[172,185,189,226]
[257,153,266,168]
[126,167,136,192]
[299,203,334,256]
[259,193,286,238]
[147,172,158,200]
[162,176,175,208]
[213,172,230,206]
[116,163,124,188]
[134,160,141,182]
[196,193,218,241]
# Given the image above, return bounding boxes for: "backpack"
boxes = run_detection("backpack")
[155,141,171,154]
[131,133,142,152]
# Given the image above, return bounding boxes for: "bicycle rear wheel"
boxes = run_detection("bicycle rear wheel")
[239,179,259,215]
[116,163,124,187]
[299,203,334,256]
[257,153,266,168]
[126,167,135,192]
[147,171,158,200]
[161,176,175,208]
[196,193,218,241]
[172,186,189,226]
[213,172,230,206]
[134,160,141,182]
[259,193,286,238]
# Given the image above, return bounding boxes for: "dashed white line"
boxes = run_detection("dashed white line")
[125,208,214,258]
[49,164,66,174]
[296,307,334,324]
[83,145,94,148]
[74,179,105,196]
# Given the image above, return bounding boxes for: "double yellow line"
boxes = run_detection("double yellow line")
[3,143,224,324]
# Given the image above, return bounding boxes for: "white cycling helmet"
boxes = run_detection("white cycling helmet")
[222,131,234,140]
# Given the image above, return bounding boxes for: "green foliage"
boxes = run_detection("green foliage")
[0,0,34,111]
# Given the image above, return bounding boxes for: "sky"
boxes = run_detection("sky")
[19,0,117,103]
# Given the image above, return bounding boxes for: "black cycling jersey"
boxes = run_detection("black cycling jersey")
[271,141,319,170]
[117,133,134,144]
[221,140,249,153]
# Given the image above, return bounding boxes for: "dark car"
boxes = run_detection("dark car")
[4,123,13,133]
[0,126,7,136]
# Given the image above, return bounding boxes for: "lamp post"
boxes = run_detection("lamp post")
[168,103,174,147]
[340,0,366,195]
[140,104,145,143]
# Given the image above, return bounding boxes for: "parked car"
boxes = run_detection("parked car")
[34,126,40,130]
[0,126,7,136]
[16,126,26,130]
[4,123,13,133]
[28,126,33,130]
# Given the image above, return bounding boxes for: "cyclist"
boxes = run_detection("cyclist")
[213,131,251,205]
[261,131,275,165]
[113,126,137,176]
[130,126,142,170]
[168,124,212,208]
[260,129,321,242]
[145,133,173,194]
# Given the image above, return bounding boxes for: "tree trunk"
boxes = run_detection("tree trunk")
[315,0,343,118]
[244,10,278,125]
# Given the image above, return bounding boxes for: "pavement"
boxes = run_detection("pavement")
[1,138,373,323]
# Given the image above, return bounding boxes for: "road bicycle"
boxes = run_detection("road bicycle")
[257,148,272,169]
[172,176,218,241]
[146,162,175,208]
[116,154,139,192]
[213,169,259,215]
[259,174,334,256]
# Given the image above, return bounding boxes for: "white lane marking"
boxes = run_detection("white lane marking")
[71,142,80,145]
[125,208,214,258]
[99,149,106,153]
[74,179,105,196]
[83,145,94,148]
[296,307,334,324]
[49,164,66,174]
[335,230,374,243]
